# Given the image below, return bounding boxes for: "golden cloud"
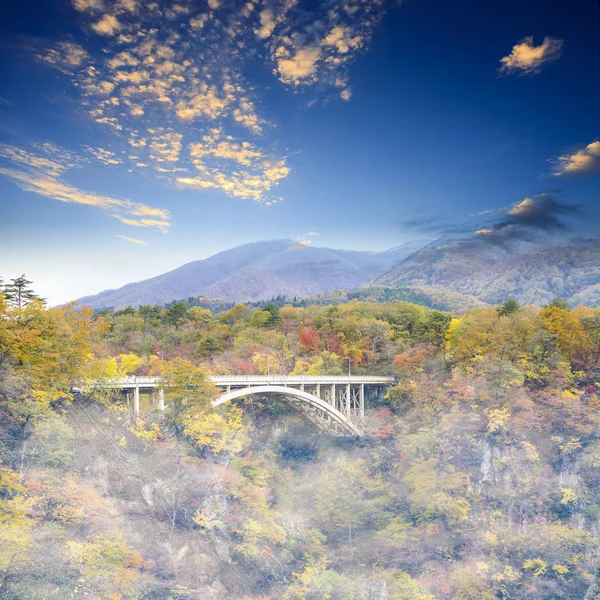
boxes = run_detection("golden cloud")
[92,14,122,36]
[554,140,600,176]
[499,36,563,75]
[115,234,148,245]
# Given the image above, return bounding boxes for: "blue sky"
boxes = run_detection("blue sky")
[0,0,599,304]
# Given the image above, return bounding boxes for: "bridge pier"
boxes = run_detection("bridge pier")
[361,383,365,421]
[346,382,351,416]
[133,386,140,416]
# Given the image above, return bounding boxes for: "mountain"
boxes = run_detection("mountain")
[376,236,600,307]
[75,239,430,309]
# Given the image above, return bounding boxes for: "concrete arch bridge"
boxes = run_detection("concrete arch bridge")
[103,375,395,437]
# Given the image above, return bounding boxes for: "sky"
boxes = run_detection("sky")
[0,0,599,304]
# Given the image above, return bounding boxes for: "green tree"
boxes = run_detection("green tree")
[163,301,189,329]
[3,275,41,308]
[498,298,521,317]
[263,302,282,327]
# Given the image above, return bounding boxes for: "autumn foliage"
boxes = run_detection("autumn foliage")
[2,283,600,598]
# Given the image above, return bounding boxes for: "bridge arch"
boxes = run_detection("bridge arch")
[213,385,362,437]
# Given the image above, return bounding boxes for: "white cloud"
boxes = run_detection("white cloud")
[554,140,600,176]
[499,36,563,75]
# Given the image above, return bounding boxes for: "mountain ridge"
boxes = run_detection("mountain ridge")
[75,239,429,309]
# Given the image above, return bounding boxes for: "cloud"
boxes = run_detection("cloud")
[85,146,123,165]
[263,0,384,89]
[0,143,170,231]
[277,46,322,85]
[179,128,289,202]
[554,140,600,176]
[34,0,394,204]
[400,216,469,236]
[92,14,121,35]
[115,234,147,245]
[38,42,89,73]
[473,194,580,245]
[73,0,104,12]
[499,36,563,75]
[402,194,580,247]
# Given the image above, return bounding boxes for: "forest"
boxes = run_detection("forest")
[1,275,600,599]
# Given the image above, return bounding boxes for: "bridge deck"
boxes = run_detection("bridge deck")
[107,375,395,389]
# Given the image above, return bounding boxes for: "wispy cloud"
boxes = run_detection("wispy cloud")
[554,140,600,176]
[499,36,563,75]
[115,234,148,245]
[0,143,170,231]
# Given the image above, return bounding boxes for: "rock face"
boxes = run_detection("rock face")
[376,236,600,307]
[74,239,429,309]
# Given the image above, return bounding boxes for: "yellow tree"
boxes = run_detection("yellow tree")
[0,467,35,596]
[184,406,248,455]
[150,357,217,437]
[67,534,144,599]
[540,305,591,360]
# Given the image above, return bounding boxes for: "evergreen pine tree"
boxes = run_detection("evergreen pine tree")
[497,298,521,317]
[3,275,41,308]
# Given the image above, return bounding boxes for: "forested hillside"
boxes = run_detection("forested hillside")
[376,237,600,308]
[2,277,600,599]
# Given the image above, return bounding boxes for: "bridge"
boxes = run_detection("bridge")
[98,375,395,437]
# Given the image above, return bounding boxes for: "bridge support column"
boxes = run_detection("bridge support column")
[360,383,365,421]
[346,382,351,416]
[316,383,321,399]
[158,388,165,411]
[133,387,140,416]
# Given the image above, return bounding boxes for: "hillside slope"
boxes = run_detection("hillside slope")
[376,237,600,307]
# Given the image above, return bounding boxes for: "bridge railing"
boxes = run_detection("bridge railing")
[210,375,395,384]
